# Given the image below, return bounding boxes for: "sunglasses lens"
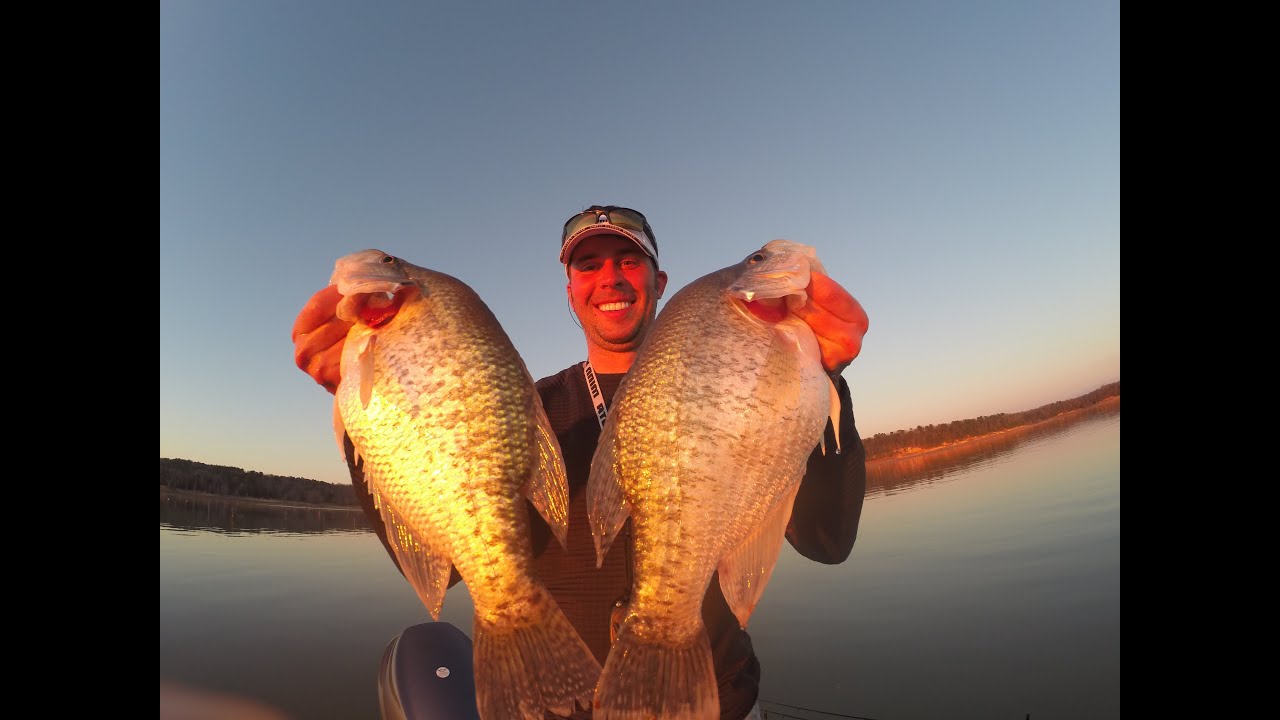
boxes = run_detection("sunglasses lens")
[605,208,647,234]
[561,207,650,241]
[562,213,598,240]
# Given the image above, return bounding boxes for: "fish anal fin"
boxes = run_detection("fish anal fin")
[523,401,571,550]
[371,474,452,619]
[718,482,802,629]
[586,434,631,569]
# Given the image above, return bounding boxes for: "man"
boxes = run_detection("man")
[292,205,869,719]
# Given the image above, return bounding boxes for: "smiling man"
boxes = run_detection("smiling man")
[560,209,668,372]
[291,204,870,720]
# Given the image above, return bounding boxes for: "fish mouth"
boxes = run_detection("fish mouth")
[727,272,808,303]
[339,275,413,296]
[336,283,420,328]
[728,260,810,323]
[736,296,791,323]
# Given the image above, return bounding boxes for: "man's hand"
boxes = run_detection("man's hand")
[291,285,353,394]
[791,271,869,376]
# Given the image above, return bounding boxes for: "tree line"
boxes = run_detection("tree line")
[861,381,1119,460]
[161,381,1119,504]
[160,457,359,506]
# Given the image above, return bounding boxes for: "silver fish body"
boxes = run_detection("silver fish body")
[330,249,600,720]
[588,240,840,720]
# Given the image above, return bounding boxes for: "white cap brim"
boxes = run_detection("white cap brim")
[559,223,659,266]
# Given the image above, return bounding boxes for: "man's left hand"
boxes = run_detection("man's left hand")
[790,271,869,376]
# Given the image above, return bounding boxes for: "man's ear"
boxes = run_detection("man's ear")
[655,270,669,298]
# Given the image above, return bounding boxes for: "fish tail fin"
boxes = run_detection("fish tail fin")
[594,625,718,720]
[473,587,600,720]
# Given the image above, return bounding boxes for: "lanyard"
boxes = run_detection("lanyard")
[582,361,609,428]
[583,360,633,617]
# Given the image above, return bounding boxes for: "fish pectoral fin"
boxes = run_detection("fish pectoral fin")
[333,401,359,468]
[772,316,823,366]
[357,334,377,409]
[368,470,452,619]
[718,482,802,629]
[524,406,571,549]
[586,442,631,569]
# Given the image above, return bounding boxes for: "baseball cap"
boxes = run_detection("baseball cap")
[559,205,659,268]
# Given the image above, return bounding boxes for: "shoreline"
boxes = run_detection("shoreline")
[161,396,1119,503]
[866,395,1120,464]
[159,486,363,511]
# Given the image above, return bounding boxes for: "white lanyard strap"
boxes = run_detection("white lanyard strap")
[582,361,608,428]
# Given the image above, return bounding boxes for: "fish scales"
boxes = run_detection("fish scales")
[588,240,836,720]
[329,249,599,720]
[346,297,536,617]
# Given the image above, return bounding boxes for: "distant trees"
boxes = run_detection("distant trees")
[162,381,1120,500]
[159,458,358,506]
[862,381,1119,461]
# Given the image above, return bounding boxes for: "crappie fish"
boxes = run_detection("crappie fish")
[588,240,841,720]
[329,249,600,720]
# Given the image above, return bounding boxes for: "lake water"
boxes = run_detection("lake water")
[159,403,1119,720]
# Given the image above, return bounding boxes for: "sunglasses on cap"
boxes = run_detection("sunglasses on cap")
[559,205,659,265]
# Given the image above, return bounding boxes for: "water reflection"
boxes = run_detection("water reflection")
[867,398,1120,497]
[161,408,1120,720]
[159,490,371,535]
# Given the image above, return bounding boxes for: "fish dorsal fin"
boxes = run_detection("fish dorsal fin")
[523,390,571,550]
[717,481,803,629]
[365,467,454,620]
[586,423,632,569]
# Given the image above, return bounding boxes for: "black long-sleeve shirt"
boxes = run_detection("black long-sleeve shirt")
[347,363,866,720]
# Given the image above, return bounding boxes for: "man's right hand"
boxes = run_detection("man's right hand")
[291,285,353,394]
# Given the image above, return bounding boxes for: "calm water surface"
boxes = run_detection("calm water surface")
[159,405,1119,720]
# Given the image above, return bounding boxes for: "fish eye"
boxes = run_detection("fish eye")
[747,252,767,264]
[381,255,398,265]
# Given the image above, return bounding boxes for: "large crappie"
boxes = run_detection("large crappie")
[329,249,600,720]
[588,240,841,720]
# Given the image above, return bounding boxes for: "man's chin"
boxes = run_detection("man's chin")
[589,328,644,352]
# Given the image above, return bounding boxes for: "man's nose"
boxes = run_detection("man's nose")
[598,260,625,285]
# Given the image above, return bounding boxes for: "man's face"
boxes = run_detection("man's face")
[566,234,668,354]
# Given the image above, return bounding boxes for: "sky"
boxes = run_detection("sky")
[160,0,1120,487]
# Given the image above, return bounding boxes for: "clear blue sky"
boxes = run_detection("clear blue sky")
[160,0,1120,486]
